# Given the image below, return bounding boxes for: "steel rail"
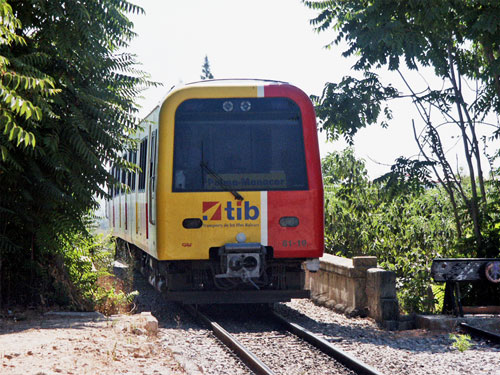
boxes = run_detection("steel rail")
[460,322,500,344]
[184,305,275,375]
[272,311,386,375]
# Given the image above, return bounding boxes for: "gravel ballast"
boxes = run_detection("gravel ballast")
[278,300,500,375]
[132,269,500,375]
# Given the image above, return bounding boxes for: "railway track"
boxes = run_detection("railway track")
[459,322,500,345]
[185,304,385,375]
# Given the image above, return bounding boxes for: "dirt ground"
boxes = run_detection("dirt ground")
[0,310,186,375]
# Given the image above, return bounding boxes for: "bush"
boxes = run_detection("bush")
[449,333,472,352]
[54,221,138,314]
[322,149,498,313]
[326,180,456,312]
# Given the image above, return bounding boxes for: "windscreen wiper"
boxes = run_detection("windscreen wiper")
[200,161,244,201]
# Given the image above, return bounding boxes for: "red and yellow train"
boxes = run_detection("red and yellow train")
[108,79,323,303]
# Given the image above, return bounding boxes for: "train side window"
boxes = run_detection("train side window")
[131,150,137,191]
[148,130,157,225]
[113,166,119,196]
[150,130,157,194]
[111,166,115,197]
[138,137,148,191]
[120,158,126,194]
[116,166,120,196]
[126,151,132,189]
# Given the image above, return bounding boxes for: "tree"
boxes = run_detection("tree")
[0,0,154,305]
[304,0,500,255]
[0,0,58,306]
[322,149,458,312]
[201,55,214,80]
[322,149,374,257]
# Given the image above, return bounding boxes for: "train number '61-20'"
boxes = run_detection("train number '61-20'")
[282,240,307,247]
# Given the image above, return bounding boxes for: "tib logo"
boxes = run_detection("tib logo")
[202,201,259,221]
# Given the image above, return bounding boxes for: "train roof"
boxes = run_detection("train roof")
[183,78,289,86]
[141,79,299,124]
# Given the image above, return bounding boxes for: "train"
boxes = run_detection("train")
[107,79,324,303]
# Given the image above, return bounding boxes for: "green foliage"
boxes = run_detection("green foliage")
[431,283,446,313]
[305,0,500,255]
[57,224,138,314]
[312,72,397,144]
[323,149,375,256]
[201,55,214,80]
[481,177,500,256]
[0,0,156,307]
[324,149,462,313]
[62,230,109,295]
[94,287,138,316]
[56,226,114,309]
[0,0,57,157]
[449,333,472,352]
[322,147,368,186]
[304,0,500,89]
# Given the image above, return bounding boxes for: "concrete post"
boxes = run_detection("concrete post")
[366,268,399,329]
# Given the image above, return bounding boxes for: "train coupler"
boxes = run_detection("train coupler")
[215,241,267,286]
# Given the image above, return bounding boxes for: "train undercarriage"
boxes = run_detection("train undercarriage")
[116,238,309,304]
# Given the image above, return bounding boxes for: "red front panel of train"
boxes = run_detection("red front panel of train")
[267,190,323,258]
[265,85,324,258]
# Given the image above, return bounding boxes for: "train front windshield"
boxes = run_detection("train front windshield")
[173,97,308,192]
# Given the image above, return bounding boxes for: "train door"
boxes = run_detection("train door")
[130,149,138,244]
[120,160,126,233]
[117,166,122,233]
[148,128,158,252]
[125,150,133,242]
[149,129,157,225]
[114,166,120,231]
[137,137,148,248]
[109,167,115,229]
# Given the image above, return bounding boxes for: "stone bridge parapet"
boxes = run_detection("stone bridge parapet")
[305,254,404,329]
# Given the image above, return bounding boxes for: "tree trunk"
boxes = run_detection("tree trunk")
[448,47,483,250]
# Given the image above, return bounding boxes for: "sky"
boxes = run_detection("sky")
[125,0,495,179]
